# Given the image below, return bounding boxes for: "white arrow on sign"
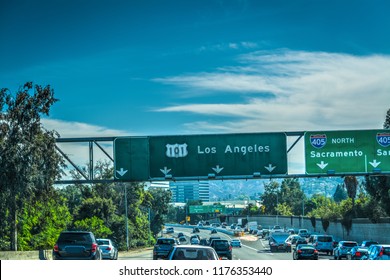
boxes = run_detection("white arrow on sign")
[264,164,276,172]
[116,168,128,177]
[212,165,224,174]
[317,161,328,170]
[369,159,381,168]
[160,166,172,176]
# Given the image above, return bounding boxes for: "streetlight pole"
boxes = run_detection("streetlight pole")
[124,183,129,251]
[276,193,279,225]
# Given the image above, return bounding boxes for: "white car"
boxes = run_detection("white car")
[97,238,118,260]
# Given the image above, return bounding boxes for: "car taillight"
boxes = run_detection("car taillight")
[356,252,361,257]
[229,246,232,251]
[379,248,384,257]
[92,243,98,253]
[53,244,59,252]
[314,250,318,253]
[297,250,302,253]
[107,246,112,251]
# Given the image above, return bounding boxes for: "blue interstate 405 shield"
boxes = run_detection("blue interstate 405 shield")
[376,132,390,148]
[310,134,327,149]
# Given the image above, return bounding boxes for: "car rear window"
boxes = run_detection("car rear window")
[58,232,92,243]
[157,239,175,245]
[213,241,229,249]
[97,240,109,245]
[318,236,333,242]
[343,242,358,247]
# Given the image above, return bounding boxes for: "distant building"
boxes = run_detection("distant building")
[169,181,210,203]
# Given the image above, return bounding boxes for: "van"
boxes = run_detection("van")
[313,235,334,255]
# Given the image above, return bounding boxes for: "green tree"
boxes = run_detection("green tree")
[0,82,64,251]
[275,202,293,216]
[383,108,390,129]
[260,180,280,215]
[148,188,172,237]
[18,189,72,250]
[73,216,112,237]
[279,178,305,215]
[364,175,390,217]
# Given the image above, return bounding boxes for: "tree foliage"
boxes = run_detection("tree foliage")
[0,82,64,250]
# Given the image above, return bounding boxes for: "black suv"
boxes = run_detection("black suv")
[53,231,102,260]
[209,239,232,260]
[153,238,178,260]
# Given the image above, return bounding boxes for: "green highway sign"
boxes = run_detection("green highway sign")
[304,130,390,174]
[114,132,287,181]
[189,205,226,214]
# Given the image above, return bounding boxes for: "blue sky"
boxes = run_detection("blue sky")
[1,0,390,173]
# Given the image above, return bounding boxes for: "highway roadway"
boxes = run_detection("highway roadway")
[119,226,335,260]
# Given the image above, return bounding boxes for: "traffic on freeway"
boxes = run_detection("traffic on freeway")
[117,225,388,261]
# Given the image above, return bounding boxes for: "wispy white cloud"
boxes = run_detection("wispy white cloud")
[198,41,259,52]
[42,118,130,138]
[154,49,390,133]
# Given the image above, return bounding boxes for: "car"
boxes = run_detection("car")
[298,229,310,238]
[333,241,358,260]
[269,233,291,252]
[210,228,218,234]
[153,238,178,260]
[347,246,369,260]
[366,244,390,260]
[178,236,187,243]
[165,227,174,234]
[360,240,379,248]
[285,234,302,246]
[296,237,308,246]
[208,236,221,245]
[292,244,319,260]
[199,238,208,246]
[192,227,200,233]
[167,245,219,260]
[286,228,296,234]
[96,238,118,260]
[209,239,233,260]
[52,231,102,260]
[258,229,270,238]
[191,234,201,241]
[308,234,318,244]
[230,239,242,248]
[190,238,200,245]
[272,225,283,233]
[312,235,334,255]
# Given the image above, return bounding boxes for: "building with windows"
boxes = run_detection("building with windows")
[169,181,210,203]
